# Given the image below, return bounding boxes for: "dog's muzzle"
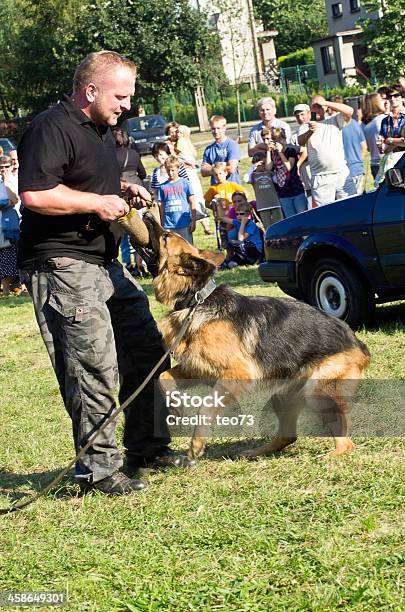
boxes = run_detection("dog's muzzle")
[133,211,162,278]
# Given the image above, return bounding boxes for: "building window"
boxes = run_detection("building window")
[332,2,343,17]
[321,45,336,74]
[350,0,361,12]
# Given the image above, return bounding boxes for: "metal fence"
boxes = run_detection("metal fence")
[280,64,319,94]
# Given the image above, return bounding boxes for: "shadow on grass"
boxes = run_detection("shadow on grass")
[0,296,31,309]
[0,468,78,505]
[370,301,405,332]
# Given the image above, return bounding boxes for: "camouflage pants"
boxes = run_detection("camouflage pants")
[22,257,170,483]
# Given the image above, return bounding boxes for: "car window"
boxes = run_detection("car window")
[127,116,165,131]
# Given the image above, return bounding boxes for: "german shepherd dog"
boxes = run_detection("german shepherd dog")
[141,212,370,461]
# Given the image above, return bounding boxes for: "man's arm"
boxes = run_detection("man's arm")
[20,184,129,222]
[226,159,239,175]
[298,125,316,146]
[313,95,353,122]
[200,162,213,177]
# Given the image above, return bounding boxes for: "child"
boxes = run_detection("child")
[217,200,263,269]
[157,155,196,244]
[263,127,307,218]
[227,191,257,221]
[204,162,248,248]
[150,142,189,199]
[204,162,248,211]
[249,150,283,229]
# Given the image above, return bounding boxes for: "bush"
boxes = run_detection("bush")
[278,48,315,68]
[157,83,379,127]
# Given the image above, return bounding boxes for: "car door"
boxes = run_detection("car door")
[372,155,405,286]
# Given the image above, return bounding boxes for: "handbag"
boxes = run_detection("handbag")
[120,149,144,186]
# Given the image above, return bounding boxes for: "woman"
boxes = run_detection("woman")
[263,127,307,218]
[0,155,19,296]
[113,128,146,185]
[164,121,180,154]
[113,129,147,276]
[361,93,387,179]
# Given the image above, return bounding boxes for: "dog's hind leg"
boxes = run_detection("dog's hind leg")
[240,390,300,458]
[305,348,368,457]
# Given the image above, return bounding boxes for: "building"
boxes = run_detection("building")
[312,0,380,87]
[194,0,278,88]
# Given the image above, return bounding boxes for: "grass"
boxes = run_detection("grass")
[0,231,404,611]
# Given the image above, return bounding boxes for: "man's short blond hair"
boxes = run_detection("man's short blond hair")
[257,96,276,110]
[209,115,226,125]
[73,50,136,93]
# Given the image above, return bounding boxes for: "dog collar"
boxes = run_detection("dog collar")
[195,278,216,304]
[174,278,217,311]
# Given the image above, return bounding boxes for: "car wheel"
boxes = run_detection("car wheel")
[309,257,375,328]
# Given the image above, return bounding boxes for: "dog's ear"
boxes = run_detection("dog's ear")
[176,252,216,276]
[197,249,226,268]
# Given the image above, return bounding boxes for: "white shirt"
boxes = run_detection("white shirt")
[306,114,349,175]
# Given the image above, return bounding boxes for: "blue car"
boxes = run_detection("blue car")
[121,114,167,156]
[0,138,16,155]
[259,154,405,328]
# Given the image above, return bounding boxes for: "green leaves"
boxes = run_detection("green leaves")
[0,0,223,115]
[359,0,405,81]
[253,0,328,56]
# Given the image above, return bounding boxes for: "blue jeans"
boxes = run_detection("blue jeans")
[280,193,308,218]
[120,233,132,266]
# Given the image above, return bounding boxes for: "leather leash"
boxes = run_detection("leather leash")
[0,279,216,515]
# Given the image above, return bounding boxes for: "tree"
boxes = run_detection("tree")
[253,0,328,57]
[0,0,223,116]
[360,0,405,82]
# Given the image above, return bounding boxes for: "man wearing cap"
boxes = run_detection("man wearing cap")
[298,95,356,206]
[291,104,312,201]
[248,97,292,157]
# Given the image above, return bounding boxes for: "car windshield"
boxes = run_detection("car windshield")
[127,116,166,131]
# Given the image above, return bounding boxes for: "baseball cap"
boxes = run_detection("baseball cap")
[293,104,310,113]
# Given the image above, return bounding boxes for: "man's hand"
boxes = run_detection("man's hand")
[189,220,196,233]
[121,181,151,209]
[309,122,318,133]
[312,95,326,107]
[96,195,130,222]
[200,162,212,177]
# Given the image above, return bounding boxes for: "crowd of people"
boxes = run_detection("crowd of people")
[1,82,405,293]
[111,83,405,275]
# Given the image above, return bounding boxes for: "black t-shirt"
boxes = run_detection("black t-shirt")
[17,96,122,268]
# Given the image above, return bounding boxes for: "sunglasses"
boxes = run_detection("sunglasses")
[388,93,402,99]
[0,165,11,169]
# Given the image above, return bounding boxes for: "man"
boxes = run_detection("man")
[18,50,193,496]
[291,103,312,200]
[379,85,405,149]
[298,95,356,207]
[248,97,291,157]
[201,115,241,184]
[9,149,19,196]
